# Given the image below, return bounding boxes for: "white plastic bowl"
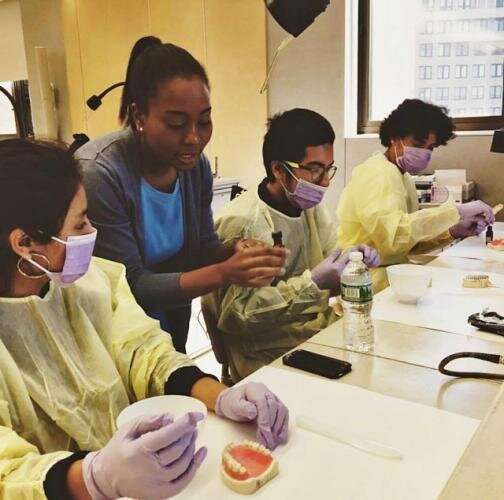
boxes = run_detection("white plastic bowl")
[387,264,432,304]
[117,395,207,428]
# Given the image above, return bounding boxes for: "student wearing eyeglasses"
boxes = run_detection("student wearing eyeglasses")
[201,108,379,382]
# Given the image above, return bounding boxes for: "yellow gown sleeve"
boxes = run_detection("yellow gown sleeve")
[96,259,197,400]
[215,271,330,337]
[352,168,460,262]
[210,200,332,336]
[0,383,71,499]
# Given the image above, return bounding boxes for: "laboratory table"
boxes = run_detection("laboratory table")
[271,222,504,498]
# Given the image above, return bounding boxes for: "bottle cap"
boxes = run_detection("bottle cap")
[349,251,363,262]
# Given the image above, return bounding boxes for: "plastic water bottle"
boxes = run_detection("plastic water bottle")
[341,251,374,352]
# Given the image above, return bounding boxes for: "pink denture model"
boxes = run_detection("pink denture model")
[220,440,279,495]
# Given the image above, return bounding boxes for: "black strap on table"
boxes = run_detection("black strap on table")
[438,352,504,380]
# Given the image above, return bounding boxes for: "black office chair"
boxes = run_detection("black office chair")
[230,185,246,201]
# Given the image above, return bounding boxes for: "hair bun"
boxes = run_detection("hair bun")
[130,36,162,63]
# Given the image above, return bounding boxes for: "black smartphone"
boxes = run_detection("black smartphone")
[282,349,352,379]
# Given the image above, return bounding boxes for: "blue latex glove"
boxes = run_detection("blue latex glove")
[215,382,289,450]
[456,201,495,225]
[83,412,207,500]
[311,245,380,290]
[450,217,488,239]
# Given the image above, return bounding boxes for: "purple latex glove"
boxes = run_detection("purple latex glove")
[349,244,381,268]
[456,201,495,225]
[215,382,289,450]
[311,245,380,290]
[311,249,346,290]
[450,217,488,239]
[83,412,207,500]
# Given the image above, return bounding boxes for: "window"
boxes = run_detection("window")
[473,64,486,77]
[471,107,485,115]
[489,107,502,115]
[471,85,485,99]
[455,42,469,56]
[489,85,503,98]
[473,42,502,56]
[454,86,468,99]
[491,63,503,77]
[453,108,467,115]
[357,0,503,133]
[424,21,434,33]
[498,0,504,7]
[437,65,450,79]
[498,19,504,31]
[0,82,17,135]
[438,43,451,57]
[455,64,468,78]
[438,20,452,33]
[420,43,433,57]
[436,87,450,100]
[418,87,432,100]
[419,65,433,79]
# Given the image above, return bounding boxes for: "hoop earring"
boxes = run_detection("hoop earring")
[17,254,50,279]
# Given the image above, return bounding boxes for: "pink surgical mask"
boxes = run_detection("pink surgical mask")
[394,139,432,174]
[29,230,97,287]
[281,165,327,210]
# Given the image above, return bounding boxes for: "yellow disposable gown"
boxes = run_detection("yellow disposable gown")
[0,258,194,499]
[202,189,338,382]
[336,152,460,291]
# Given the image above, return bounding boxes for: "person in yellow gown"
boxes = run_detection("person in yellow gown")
[336,99,495,291]
[202,109,379,382]
[0,139,289,500]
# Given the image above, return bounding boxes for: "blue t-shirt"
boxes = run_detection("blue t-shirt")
[140,177,184,266]
[140,177,184,333]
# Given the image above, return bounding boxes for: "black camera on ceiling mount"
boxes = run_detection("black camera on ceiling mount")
[265,0,331,37]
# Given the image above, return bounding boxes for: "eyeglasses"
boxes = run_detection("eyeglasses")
[283,160,338,183]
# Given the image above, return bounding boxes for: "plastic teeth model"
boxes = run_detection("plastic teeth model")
[488,239,504,251]
[463,274,492,288]
[221,440,279,495]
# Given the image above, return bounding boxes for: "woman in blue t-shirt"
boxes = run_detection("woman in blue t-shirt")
[77,37,287,352]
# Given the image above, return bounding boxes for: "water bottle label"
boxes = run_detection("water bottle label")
[341,283,373,303]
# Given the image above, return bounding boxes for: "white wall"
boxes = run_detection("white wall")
[266,1,346,212]
[0,0,27,82]
[19,0,73,141]
[0,1,27,136]
[266,1,504,221]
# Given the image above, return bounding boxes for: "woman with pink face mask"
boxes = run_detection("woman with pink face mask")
[0,140,289,500]
[337,99,495,292]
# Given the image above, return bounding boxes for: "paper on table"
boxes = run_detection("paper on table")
[373,266,504,340]
[442,231,504,262]
[176,366,478,500]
